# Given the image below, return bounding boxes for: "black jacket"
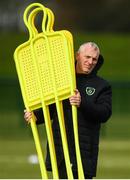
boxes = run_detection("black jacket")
[34,55,112,177]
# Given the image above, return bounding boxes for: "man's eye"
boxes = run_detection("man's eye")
[93,59,98,63]
[85,56,90,59]
[93,58,97,61]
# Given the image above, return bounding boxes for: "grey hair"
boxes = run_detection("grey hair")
[77,42,100,54]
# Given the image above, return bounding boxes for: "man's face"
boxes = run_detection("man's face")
[76,45,99,74]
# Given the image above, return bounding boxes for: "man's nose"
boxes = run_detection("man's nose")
[88,58,93,64]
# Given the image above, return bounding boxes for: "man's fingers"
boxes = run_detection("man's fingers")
[69,89,81,107]
[69,96,81,101]
[70,98,80,103]
[24,110,32,122]
[74,89,79,94]
[69,97,81,107]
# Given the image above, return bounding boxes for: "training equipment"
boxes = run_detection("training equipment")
[14,3,84,179]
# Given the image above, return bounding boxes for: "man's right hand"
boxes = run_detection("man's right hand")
[24,109,34,123]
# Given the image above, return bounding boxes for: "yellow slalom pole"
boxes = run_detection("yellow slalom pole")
[28,110,48,179]
[56,100,74,179]
[72,106,84,179]
[41,103,59,179]
[69,38,85,179]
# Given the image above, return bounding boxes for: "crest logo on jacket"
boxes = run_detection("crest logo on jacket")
[86,87,96,96]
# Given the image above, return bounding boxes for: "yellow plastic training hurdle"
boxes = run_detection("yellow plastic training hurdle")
[14,3,84,179]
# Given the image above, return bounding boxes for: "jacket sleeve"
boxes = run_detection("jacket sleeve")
[34,104,55,125]
[79,85,112,123]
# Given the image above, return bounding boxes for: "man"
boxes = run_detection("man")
[24,42,112,179]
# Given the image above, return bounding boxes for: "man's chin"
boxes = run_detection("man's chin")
[84,69,91,74]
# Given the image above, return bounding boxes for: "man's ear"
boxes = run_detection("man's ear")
[76,52,79,61]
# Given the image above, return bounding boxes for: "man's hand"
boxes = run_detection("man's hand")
[69,89,81,107]
[24,109,34,123]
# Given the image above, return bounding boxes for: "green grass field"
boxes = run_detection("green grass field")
[97,139,130,179]
[0,138,130,179]
[0,111,130,179]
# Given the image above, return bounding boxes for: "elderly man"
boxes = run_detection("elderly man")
[24,42,112,179]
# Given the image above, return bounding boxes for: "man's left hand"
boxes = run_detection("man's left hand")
[69,89,81,107]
